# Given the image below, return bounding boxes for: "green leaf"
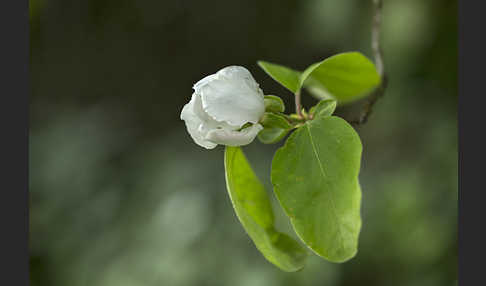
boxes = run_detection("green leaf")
[303,77,335,101]
[271,115,362,263]
[258,61,301,93]
[301,52,381,104]
[309,99,337,118]
[224,147,308,271]
[264,95,285,113]
[258,113,292,144]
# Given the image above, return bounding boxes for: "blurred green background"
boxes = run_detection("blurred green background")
[29,0,457,285]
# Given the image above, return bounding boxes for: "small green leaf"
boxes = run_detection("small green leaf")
[258,113,292,144]
[225,147,308,271]
[258,61,301,93]
[289,114,302,120]
[301,52,381,104]
[264,95,285,113]
[271,115,362,263]
[310,99,337,118]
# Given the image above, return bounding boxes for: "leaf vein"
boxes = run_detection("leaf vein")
[305,122,345,253]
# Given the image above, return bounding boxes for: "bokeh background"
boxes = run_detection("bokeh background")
[29,0,457,285]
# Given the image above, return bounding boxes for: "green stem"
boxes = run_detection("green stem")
[295,90,302,117]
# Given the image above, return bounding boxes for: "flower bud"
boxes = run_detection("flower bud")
[181,66,265,149]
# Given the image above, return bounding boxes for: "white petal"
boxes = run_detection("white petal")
[191,92,239,132]
[196,66,265,127]
[193,73,218,91]
[180,94,218,149]
[205,124,264,147]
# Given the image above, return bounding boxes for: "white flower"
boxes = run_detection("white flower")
[180,66,265,149]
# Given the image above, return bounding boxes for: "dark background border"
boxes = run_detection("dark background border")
[458,1,483,286]
[0,0,29,285]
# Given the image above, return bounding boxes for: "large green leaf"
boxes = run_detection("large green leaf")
[224,147,308,271]
[271,115,362,262]
[301,52,381,104]
[257,61,301,93]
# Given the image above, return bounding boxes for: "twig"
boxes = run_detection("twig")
[350,0,387,126]
[295,90,303,117]
[372,0,384,77]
